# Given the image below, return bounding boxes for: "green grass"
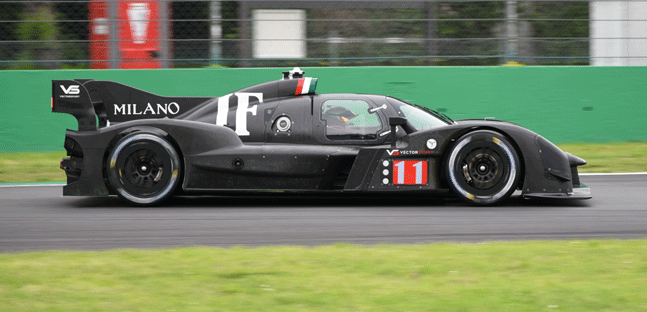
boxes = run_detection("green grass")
[0,151,66,183]
[559,142,647,173]
[0,142,646,183]
[1,146,646,311]
[1,240,646,311]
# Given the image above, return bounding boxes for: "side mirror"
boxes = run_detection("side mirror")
[389,117,407,127]
[389,117,407,148]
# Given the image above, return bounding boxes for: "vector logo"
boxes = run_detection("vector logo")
[60,85,80,95]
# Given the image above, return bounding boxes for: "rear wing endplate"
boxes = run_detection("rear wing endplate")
[52,80,97,131]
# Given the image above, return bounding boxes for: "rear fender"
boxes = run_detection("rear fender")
[61,119,243,197]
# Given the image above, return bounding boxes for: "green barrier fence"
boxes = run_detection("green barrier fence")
[1,66,646,153]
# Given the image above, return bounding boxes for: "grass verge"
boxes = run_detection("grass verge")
[0,151,67,183]
[558,142,647,173]
[1,142,646,183]
[1,240,646,311]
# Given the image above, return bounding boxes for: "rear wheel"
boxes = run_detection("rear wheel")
[107,133,181,206]
[446,130,521,205]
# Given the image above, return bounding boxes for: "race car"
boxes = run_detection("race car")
[52,67,591,206]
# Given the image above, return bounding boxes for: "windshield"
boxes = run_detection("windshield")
[386,97,453,131]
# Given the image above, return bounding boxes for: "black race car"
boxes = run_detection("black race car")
[52,68,590,206]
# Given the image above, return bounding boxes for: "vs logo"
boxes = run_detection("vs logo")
[386,150,400,156]
[60,85,80,95]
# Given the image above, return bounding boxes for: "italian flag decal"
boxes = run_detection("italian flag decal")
[295,77,318,95]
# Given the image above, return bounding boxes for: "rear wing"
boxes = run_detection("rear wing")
[52,80,97,131]
[52,79,211,131]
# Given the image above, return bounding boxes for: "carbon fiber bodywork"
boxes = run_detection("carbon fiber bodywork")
[53,71,590,204]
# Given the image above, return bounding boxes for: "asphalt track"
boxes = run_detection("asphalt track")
[1,174,646,252]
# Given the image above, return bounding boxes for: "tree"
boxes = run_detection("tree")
[17,2,60,69]
[521,2,589,65]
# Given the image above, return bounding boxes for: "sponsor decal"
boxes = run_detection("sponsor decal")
[112,92,262,137]
[59,85,81,98]
[426,138,437,150]
[387,149,433,156]
[393,160,428,185]
[114,102,180,116]
[217,92,261,136]
[60,85,80,95]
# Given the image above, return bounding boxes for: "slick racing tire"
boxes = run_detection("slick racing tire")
[446,130,521,205]
[107,133,181,206]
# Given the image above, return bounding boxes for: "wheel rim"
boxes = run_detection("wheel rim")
[462,147,503,190]
[123,148,165,189]
[108,134,180,205]
[447,133,518,204]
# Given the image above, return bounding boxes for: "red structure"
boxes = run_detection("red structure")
[89,0,109,69]
[89,0,163,69]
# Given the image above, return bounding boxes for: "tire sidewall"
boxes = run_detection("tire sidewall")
[107,133,181,205]
[446,130,521,205]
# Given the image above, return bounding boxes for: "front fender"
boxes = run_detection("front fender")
[404,120,581,197]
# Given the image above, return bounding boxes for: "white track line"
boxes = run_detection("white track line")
[0,183,65,188]
[580,172,647,176]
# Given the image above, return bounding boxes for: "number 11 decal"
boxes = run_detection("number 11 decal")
[393,160,428,185]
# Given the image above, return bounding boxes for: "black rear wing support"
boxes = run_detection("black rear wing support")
[52,80,97,131]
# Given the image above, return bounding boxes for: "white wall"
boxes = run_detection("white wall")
[252,10,306,59]
[591,1,647,66]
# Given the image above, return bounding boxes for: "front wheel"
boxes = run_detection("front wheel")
[107,133,181,206]
[446,130,521,205]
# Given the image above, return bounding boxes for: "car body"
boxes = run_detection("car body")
[52,68,591,205]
